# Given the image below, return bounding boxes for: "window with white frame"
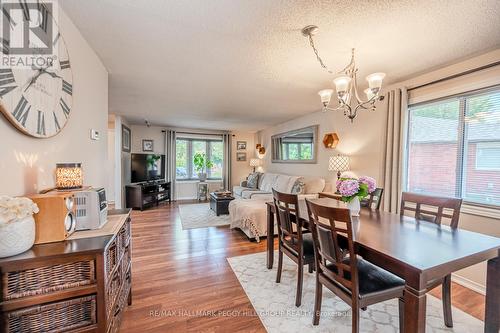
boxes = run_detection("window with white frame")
[175,138,224,180]
[405,87,500,207]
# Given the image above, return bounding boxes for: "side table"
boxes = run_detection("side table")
[197,182,208,201]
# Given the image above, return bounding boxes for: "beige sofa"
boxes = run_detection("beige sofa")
[229,173,330,240]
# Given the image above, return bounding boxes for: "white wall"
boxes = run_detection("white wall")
[130,125,165,154]
[256,49,500,291]
[231,131,257,186]
[0,7,108,196]
[257,111,385,184]
[106,128,115,203]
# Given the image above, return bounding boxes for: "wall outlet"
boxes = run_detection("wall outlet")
[90,129,100,140]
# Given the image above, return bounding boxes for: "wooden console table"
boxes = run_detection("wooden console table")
[0,209,132,333]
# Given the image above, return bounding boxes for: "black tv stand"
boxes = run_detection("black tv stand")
[125,180,171,211]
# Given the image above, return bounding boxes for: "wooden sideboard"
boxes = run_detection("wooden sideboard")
[0,209,132,333]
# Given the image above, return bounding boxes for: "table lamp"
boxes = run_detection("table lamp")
[249,158,260,172]
[55,163,83,190]
[329,155,350,179]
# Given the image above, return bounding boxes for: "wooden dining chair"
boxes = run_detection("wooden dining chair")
[306,199,405,332]
[272,189,315,307]
[400,191,463,327]
[360,187,384,210]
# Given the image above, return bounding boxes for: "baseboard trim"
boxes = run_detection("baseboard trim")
[177,196,197,200]
[451,273,486,295]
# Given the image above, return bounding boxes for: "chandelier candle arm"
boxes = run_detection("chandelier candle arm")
[302,25,385,122]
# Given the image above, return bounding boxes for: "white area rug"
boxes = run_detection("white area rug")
[179,203,231,230]
[227,251,483,333]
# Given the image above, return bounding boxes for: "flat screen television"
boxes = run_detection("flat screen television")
[131,153,166,183]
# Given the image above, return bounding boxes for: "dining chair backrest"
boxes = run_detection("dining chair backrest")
[306,199,359,298]
[400,192,462,228]
[360,187,384,210]
[272,189,304,255]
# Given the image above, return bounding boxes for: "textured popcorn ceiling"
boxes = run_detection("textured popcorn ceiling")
[61,0,500,131]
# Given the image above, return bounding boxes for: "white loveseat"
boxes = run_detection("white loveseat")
[229,173,330,241]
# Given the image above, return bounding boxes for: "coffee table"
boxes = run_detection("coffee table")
[209,192,235,216]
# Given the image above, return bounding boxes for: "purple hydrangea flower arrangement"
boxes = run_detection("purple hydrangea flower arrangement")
[337,176,376,202]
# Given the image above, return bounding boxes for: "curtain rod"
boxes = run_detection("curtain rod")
[407,60,500,92]
[161,130,228,136]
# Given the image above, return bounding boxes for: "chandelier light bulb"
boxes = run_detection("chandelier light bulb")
[318,89,333,106]
[366,72,386,90]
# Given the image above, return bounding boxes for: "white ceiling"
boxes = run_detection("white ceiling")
[61,0,500,131]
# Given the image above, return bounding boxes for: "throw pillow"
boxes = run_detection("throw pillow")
[291,178,305,194]
[303,177,326,194]
[246,172,260,189]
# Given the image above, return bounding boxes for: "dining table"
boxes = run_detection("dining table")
[265,198,500,333]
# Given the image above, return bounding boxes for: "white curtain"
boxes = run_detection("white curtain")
[381,88,408,213]
[222,133,232,190]
[165,129,177,200]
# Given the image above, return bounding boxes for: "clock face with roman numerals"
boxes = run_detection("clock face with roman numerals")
[0,4,73,138]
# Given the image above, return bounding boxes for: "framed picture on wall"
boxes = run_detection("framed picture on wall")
[236,152,247,162]
[237,141,247,150]
[122,125,131,152]
[142,139,154,152]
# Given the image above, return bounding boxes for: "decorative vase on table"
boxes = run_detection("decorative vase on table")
[0,196,39,258]
[336,176,376,217]
[198,172,207,182]
[347,196,361,216]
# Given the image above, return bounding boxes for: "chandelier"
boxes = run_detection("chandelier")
[302,25,385,122]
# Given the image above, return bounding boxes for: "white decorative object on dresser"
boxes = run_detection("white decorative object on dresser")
[73,188,108,230]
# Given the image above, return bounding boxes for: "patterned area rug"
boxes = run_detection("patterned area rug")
[179,203,231,230]
[227,251,483,333]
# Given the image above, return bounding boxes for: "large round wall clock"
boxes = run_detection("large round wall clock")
[0,4,73,138]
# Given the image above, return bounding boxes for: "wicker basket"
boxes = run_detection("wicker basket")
[105,240,118,279]
[121,245,131,278]
[121,220,131,248]
[2,260,95,301]
[108,271,131,333]
[5,295,96,332]
[106,266,122,317]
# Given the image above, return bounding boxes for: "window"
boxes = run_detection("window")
[175,138,224,180]
[406,87,500,207]
[281,142,313,160]
[476,143,500,171]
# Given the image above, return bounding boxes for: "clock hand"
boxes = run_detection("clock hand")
[41,70,63,79]
[24,70,43,92]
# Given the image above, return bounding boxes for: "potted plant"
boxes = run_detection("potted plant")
[336,176,376,216]
[193,153,213,182]
[146,154,161,179]
[0,196,39,258]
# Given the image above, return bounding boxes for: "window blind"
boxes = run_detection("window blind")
[406,86,500,207]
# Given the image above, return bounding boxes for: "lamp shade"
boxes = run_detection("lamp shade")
[364,88,375,100]
[249,158,260,167]
[328,155,349,172]
[333,75,351,94]
[366,72,385,90]
[56,163,83,190]
[318,89,333,105]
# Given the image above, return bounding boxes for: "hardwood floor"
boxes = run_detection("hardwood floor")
[120,201,485,332]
